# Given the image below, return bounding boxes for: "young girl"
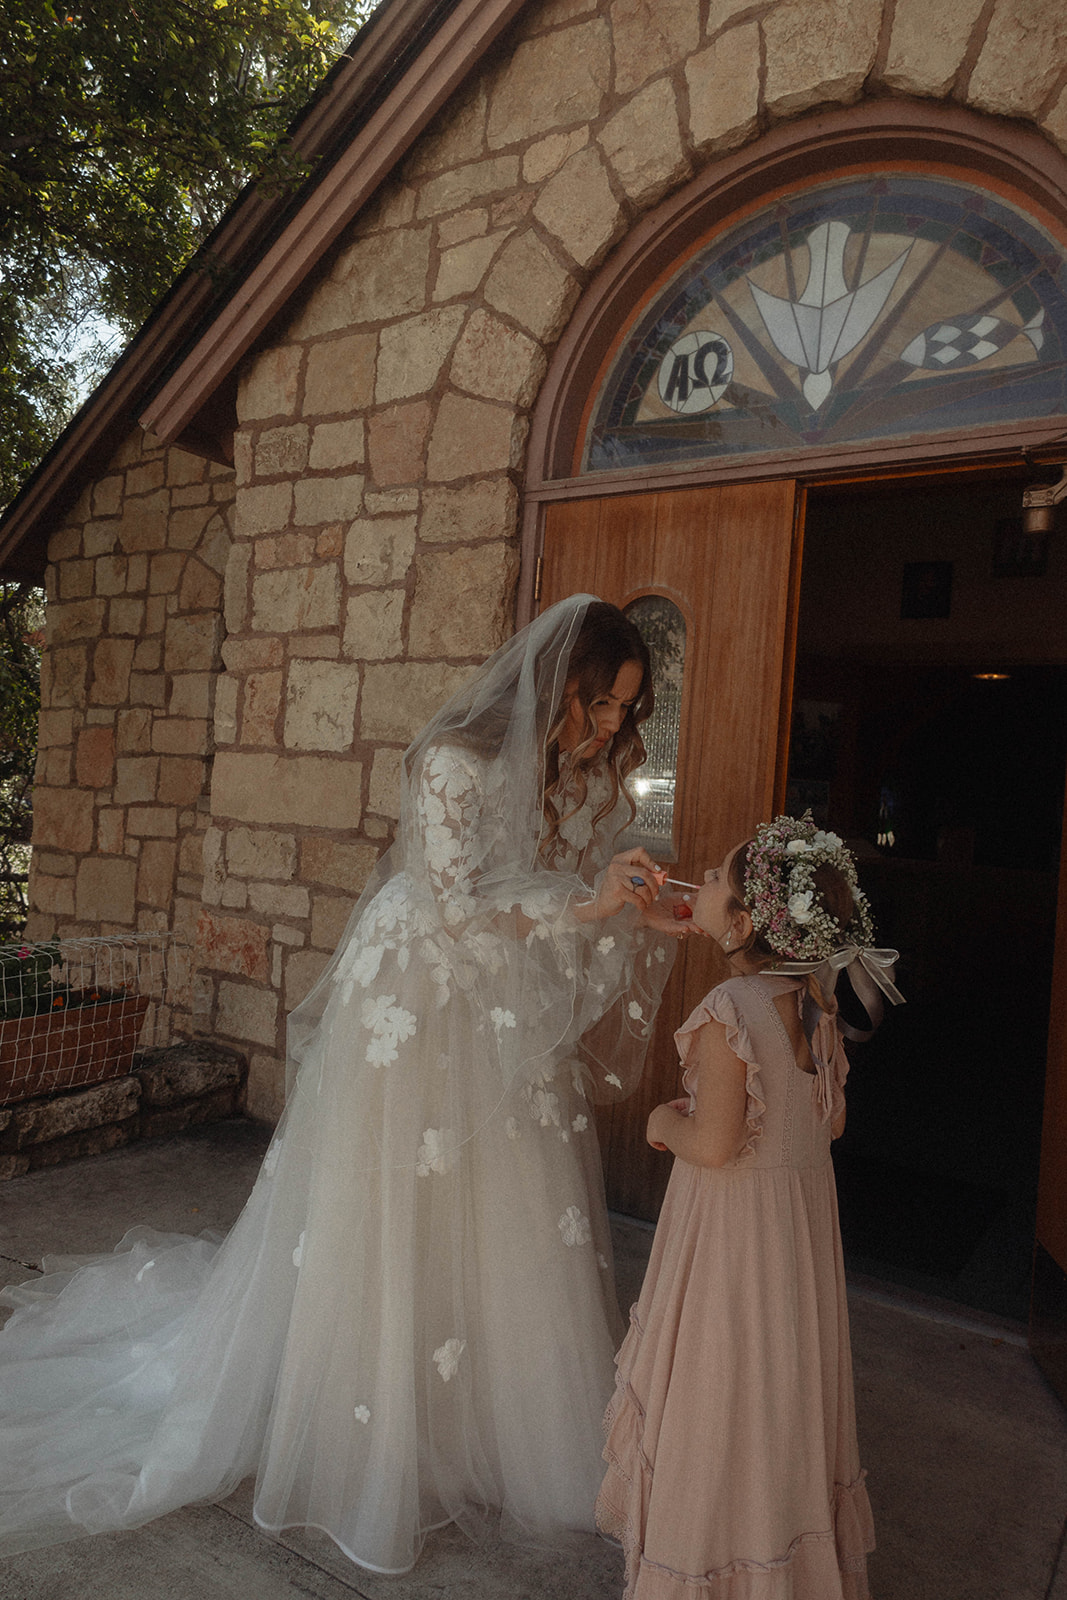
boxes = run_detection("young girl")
[596,814,903,1600]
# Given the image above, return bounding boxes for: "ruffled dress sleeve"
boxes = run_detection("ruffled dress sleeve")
[673,983,767,1161]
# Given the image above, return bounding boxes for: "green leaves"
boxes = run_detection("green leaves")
[0,0,376,507]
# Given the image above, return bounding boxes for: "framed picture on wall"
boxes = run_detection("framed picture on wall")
[901,561,952,619]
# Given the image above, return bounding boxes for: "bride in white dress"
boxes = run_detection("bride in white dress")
[0,595,687,1574]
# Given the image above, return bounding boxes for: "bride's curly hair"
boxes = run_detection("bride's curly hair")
[540,602,653,863]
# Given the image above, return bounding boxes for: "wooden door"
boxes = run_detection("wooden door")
[540,480,800,1217]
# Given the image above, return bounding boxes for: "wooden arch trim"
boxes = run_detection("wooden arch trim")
[518,100,1067,621]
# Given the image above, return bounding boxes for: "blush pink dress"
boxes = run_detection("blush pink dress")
[596,974,875,1599]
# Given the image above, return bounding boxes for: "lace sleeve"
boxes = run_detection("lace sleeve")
[415,746,491,931]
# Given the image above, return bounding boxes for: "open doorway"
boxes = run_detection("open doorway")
[787,474,1067,1322]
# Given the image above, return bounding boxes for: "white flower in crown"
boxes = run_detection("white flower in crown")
[786,838,812,854]
[813,829,843,850]
[433,1338,466,1382]
[787,889,815,924]
[559,1206,591,1247]
[354,1405,370,1424]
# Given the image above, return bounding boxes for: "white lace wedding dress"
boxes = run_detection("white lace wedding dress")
[0,732,672,1572]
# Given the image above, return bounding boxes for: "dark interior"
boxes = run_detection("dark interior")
[787,475,1067,1321]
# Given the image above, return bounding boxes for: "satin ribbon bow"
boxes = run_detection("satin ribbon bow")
[773,942,905,1041]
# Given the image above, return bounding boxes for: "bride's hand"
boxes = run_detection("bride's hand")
[578,848,660,922]
[640,897,709,940]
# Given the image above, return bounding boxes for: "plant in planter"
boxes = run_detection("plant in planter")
[0,941,151,1104]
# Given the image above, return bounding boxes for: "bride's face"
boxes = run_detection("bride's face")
[558,658,645,758]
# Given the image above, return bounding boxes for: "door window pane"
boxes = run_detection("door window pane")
[625,595,685,859]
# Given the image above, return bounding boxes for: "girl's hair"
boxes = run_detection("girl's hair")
[727,841,854,1009]
[541,602,653,862]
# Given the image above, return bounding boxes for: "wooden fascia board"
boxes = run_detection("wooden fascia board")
[140,0,528,444]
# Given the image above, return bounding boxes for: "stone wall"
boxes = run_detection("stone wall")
[30,0,1067,1119]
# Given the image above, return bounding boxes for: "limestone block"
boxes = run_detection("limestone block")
[32,786,93,854]
[37,709,74,749]
[34,851,75,876]
[309,419,365,471]
[151,719,209,756]
[125,807,178,838]
[532,146,625,271]
[486,19,610,148]
[216,979,278,1049]
[126,460,165,497]
[200,514,232,578]
[233,432,254,487]
[361,662,474,742]
[137,839,178,907]
[1044,84,1067,156]
[198,908,271,981]
[75,726,115,787]
[601,77,690,207]
[149,552,184,597]
[410,544,517,658]
[419,477,518,545]
[376,306,468,404]
[176,558,222,614]
[433,231,510,303]
[366,400,433,488]
[132,641,159,676]
[164,614,222,673]
[135,1039,245,1107]
[94,555,126,596]
[450,309,545,407]
[47,527,81,563]
[345,515,418,587]
[302,332,378,417]
[367,747,403,819]
[221,636,285,673]
[92,475,124,516]
[84,521,119,558]
[117,707,153,754]
[310,893,354,951]
[364,488,419,516]
[251,566,341,633]
[167,504,215,550]
[439,208,489,248]
[296,228,433,341]
[686,25,761,153]
[35,747,71,787]
[522,129,589,186]
[284,659,361,751]
[344,589,405,659]
[287,632,340,659]
[90,638,136,705]
[168,672,212,720]
[293,473,365,528]
[248,881,310,919]
[284,948,330,1012]
[211,751,365,830]
[426,394,525,481]
[114,755,160,805]
[27,1122,137,1171]
[118,492,170,554]
[238,344,303,423]
[127,555,149,594]
[74,854,138,921]
[13,1077,141,1148]
[241,670,284,746]
[253,423,310,479]
[59,560,94,601]
[29,873,76,915]
[234,483,293,540]
[227,826,297,881]
[40,646,89,711]
[108,598,146,636]
[610,0,701,96]
[201,826,225,906]
[300,834,381,891]
[967,0,1067,120]
[47,598,107,645]
[416,154,522,219]
[881,0,987,96]
[764,0,882,117]
[158,756,206,806]
[484,230,579,344]
[129,673,168,709]
[224,543,251,633]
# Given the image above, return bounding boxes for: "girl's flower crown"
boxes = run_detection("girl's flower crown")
[743,812,875,963]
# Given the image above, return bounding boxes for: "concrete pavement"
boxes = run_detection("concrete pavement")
[1,1118,1066,1600]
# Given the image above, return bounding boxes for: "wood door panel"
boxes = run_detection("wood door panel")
[541,479,798,1218]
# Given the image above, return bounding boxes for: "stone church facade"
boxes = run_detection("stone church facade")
[6,0,1067,1118]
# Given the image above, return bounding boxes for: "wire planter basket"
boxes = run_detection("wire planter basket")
[0,933,182,1105]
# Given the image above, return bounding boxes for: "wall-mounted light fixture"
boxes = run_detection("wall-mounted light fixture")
[1022,465,1067,532]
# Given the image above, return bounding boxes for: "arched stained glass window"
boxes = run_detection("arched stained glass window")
[624,595,685,860]
[584,175,1067,474]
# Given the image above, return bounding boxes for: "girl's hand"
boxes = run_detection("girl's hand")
[647,1100,685,1151]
